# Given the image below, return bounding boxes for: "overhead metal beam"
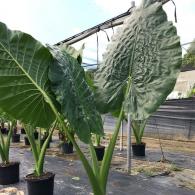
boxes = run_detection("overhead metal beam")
[55,9,133,46]
[55,0,171,46]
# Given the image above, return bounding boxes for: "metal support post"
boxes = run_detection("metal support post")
[127,114,131,174]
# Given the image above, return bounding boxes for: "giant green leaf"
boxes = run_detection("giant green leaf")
[48,45,103,143]
[0,22,58,127]
[95,0,182,120]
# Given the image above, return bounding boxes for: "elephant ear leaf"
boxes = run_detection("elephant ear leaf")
[0,22,58,127]
[48,45,103,143]
[95,0,182,120]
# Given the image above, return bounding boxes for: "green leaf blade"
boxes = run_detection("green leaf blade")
[95,1,182,120]
[48,46,103,143]
[0,22,57,127]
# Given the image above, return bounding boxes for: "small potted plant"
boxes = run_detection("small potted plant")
[0,119,20,185]
[59,129,74,154]
[94,134,105,161]
[12,126,20,143]
[24,122,56,195]
[131,120,147,156]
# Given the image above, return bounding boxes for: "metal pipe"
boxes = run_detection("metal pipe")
[120,121,124,151]
[55,0,171,46]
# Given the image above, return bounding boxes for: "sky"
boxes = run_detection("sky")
[0,0,194,59]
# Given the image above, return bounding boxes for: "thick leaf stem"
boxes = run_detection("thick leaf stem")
[99,105,124,193]
[99,76,132,194]
[89,140,100,178]
[4,123,13,163]
[24,125,39,173]
[46,98,104,195]
[0,121,13,163]
[0,130,6,162]
[36,120,57,176]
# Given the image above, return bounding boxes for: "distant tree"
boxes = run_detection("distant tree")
[182,39,195,67]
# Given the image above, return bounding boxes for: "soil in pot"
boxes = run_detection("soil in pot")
[1,128,7,134]
[61,142,73,154]
[12,134,20,143]
[132,142,146,156]
[21,128,26,134]
[94,145,105,161]
[0,162,20,185]
[25,172,55,195]
[24,136,30,146]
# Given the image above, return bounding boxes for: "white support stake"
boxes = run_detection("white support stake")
[127,113,131,174]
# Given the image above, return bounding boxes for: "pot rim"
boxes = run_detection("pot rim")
[25,172,55,182]
[0,161,20,167]
[94,145,105,149]
[12,133,20,136]
[132,142,146,146]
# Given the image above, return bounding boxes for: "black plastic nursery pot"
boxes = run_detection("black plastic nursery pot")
[21,128,26,134]
[12,134,20,143]
[34,131,39,140]
[58,132,64,140]
[0,162,20,185]
[43,132,52,142]
[40,139,50,148]
[25,172,55,195]
[132,142,146,156]
[24,136,30,146]
[5,129,9,135]
[94,145,105,161]
[61,142,73,154]
[1,128,7,134]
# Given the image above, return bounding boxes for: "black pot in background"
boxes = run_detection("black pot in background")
[132,142,146,156]
[21,128,26,134]
[25,172,55,195]
[5,129,9,135]
[61,142,73,154]
[43,132,52,142]
[94,145,105,161]
[58,132,64,141]
[1,128,7,134]
[34,131,39,140]
[13,128,17,134]
[24,136,30,146]
[40,139,50,148]
[12,134,20,143]
[0,162,20,185]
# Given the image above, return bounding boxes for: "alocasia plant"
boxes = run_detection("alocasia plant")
[0,0,182,194]
[95,0,182,146]
[0,110,15,164]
